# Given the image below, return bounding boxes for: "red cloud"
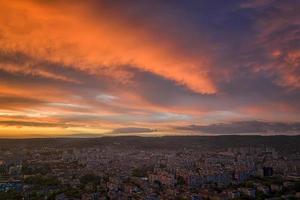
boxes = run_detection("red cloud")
[0,0,217,94]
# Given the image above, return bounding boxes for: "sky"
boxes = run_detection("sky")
[0,0,299,137]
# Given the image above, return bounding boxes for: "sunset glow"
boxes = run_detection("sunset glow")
[0,0,299,137]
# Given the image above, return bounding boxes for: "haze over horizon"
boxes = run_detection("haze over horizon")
[0,0,300,138]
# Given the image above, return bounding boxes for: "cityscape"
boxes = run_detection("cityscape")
[0,136,300,200]
[1,0,300,199]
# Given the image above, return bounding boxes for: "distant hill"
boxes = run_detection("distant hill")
[0,135,299,153]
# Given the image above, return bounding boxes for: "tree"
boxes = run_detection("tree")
[176,176,185,187]
[24,175,60,187]
[0,191,23,200]
[80,174,101,185]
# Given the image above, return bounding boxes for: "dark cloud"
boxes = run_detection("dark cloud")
[234,0,300,89]
[177,121,300,134]
[0,120,75,128]
[0,95,46,110]
[112,127,156,134]
[0,50,80,83]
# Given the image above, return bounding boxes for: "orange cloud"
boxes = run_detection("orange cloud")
[0,0,217,94]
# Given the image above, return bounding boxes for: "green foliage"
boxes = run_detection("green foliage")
[132,167,150,177]
[174,195,188,200]
[22,165,51,175]
[293,181,300,192]
[0,165,7,175]
[255,191,267,200]
[64,188,82,198]
[176,176,185,186]
[0,191,23,200]
[48,187,84,199]
[245,181,254,188]
[24,175,60,186]
[22,164,34,175]
[159,164,167,168]
[262,176,283,185]
[80,174,101,185]
[25,192,46,200]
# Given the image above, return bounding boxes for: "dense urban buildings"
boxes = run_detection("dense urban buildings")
[0,136,299,199]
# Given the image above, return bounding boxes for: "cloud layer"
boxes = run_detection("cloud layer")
[177,121,300,135]
[0,0,299,137]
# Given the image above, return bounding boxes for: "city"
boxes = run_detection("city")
[1,0,300,199]
[0,136,299,199]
